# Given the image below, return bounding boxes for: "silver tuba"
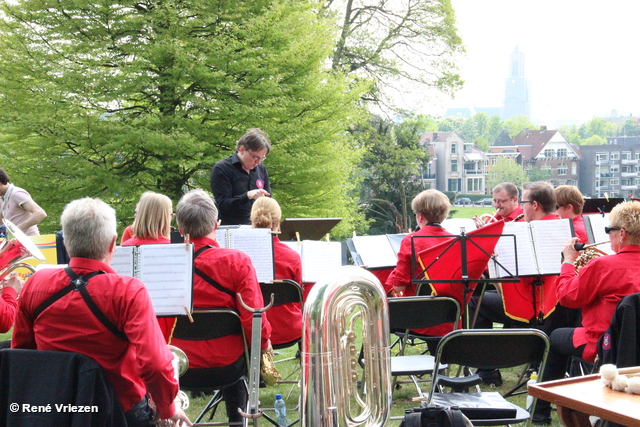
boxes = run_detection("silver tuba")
[301,266,392,427]
[167,345,190,411]
[0,219,46,280]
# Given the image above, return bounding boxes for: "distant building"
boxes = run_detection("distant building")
[579,144,640,198]
[512,126,581,187]
[502,46,531,120]
[420,132,487,194]
[486,129,523,180]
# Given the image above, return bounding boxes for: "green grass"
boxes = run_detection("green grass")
[450,206,496,219]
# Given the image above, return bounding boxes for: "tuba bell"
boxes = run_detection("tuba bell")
[167,345,190,411]
[0,219,46,281]
[301,266,392,427]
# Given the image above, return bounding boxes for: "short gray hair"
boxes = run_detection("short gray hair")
[61,198,117,260]
[176,189,218,239]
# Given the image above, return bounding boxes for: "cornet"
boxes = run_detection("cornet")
[0,219,46,281]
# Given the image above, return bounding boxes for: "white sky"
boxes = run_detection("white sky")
[423,0,640,126]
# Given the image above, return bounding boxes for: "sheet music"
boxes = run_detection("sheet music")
[441,218,477,235]
[215,229,228,249]
[112,246,135,277]
[350,235,398,268]
[228,228,274,283]
[136,244,193,316]
[387,233,407,255]
[583,214,614,255]
[491,222,537,277]
[112,244,193,316]
[298,240,342,283]
[531,219,572,275]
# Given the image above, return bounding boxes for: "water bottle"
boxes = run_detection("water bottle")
[526,371,538,411]
[274,393,288,427]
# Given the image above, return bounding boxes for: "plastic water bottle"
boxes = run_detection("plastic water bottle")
[274,393,288,426]
[526,371,538,411]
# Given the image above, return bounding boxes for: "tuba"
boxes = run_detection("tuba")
[301,266,391,427]
[0,219,46,280]
[167,345,190,411]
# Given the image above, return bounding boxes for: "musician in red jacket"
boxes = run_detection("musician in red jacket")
[483,182,523,223]
[12,197,189,427]
[170,189,271,424]
[554,185,587,243]
[533,201,640,425]
[251,197,302,346]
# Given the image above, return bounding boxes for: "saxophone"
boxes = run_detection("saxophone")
[301,266,392,427]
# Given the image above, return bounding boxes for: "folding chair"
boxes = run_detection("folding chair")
[171,309,249,425]
[425,329,550,427]
[388,296,461,396]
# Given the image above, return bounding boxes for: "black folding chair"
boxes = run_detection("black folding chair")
[171,309,249,425]
[388,296,461,397]
[425,329,550,427]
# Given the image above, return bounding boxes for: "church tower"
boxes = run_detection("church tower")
[502,46,531,120]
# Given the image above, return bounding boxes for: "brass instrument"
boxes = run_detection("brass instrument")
[0,219,46,281]
[574,241,609,274]
[301,266,391,427]
[473,213,497,228]
[168,345,190,411]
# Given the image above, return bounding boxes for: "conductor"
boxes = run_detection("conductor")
[210,128,272,225]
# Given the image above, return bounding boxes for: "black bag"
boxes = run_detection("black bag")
[399,406,469,427]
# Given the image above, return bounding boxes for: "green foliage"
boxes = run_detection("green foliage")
[503,115,536,137]
[327,0,465,106]
[581,135,607,146]
[620,119,640,136]
[0,0,368,237]
[487,157,527,190]
[355,114,437,234]
[526,165,552,182]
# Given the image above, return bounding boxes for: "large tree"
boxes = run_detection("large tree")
[356,114,437,234]
[325,0,464,109]
[0,0,367,237]
[487,157,527,190]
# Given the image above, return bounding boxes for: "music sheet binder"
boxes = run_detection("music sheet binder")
[583,213,614,255]
[112,243,194,316]
[215,227,275,283]
[488,219,573,278]
[346,233,407,269]
[282,240,342,282]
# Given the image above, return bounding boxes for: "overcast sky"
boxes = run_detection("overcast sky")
[425,0,639,126]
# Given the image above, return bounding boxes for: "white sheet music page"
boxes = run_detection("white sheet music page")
[441,218,477,235]
[215,229,228,249]
[112,246,135,277]
[583,214,614,255]
[491,222,538,277]
[229,228,274,283]
[136,244,193,316]
[299,240,342,283]
[351,235,397,268]
[530,219,572,275]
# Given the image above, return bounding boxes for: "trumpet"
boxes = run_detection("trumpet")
[472,213,497,228]
[0,219,46,281]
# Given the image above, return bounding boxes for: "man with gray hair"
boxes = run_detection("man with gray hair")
[12,197,190,427]
[171,189,271,424]
[210,128,272,225]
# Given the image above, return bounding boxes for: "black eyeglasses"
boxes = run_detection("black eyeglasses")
[605,226,622,234]
[519,200,534,204]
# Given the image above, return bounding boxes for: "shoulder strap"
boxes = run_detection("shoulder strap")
[404,411,422,427]
[33,267,128,342]
[193,245,236,298]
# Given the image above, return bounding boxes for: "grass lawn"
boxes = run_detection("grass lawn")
[449,206,496,219]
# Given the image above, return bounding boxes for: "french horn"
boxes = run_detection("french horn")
[574,247,607,274]
[0,219,46,280]
[301,266,391,427]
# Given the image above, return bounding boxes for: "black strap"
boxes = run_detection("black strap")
[33,267,128,342]
[193,246,236,298]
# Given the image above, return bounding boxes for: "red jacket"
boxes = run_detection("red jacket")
[12,257,178,419]
[269,236,303,346]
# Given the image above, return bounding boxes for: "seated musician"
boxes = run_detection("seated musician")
[554,185,587,243]
[533,201,640,425]
[121,191,173,246]
[476,182,523,225]
[386,190,460,349]
[251,197,302,347]
[470,182,565,386]
[11,197,190,427]
[170,189,271,425]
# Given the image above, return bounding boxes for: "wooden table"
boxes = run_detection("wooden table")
[528,366,640,427]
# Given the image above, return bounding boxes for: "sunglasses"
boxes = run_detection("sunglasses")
[605,226,622,234]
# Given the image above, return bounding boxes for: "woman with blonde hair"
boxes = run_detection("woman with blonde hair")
[251,197,302,347]
[122,192,173,245]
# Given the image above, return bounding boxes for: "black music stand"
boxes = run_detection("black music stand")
[583,198,624,215]
[279,218,341,241]
[410,228,518,329]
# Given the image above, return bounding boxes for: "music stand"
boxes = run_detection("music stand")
[279,218,341,241]
[410,225,519,329]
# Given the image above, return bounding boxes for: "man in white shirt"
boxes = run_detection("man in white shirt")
[0,167,47,236]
